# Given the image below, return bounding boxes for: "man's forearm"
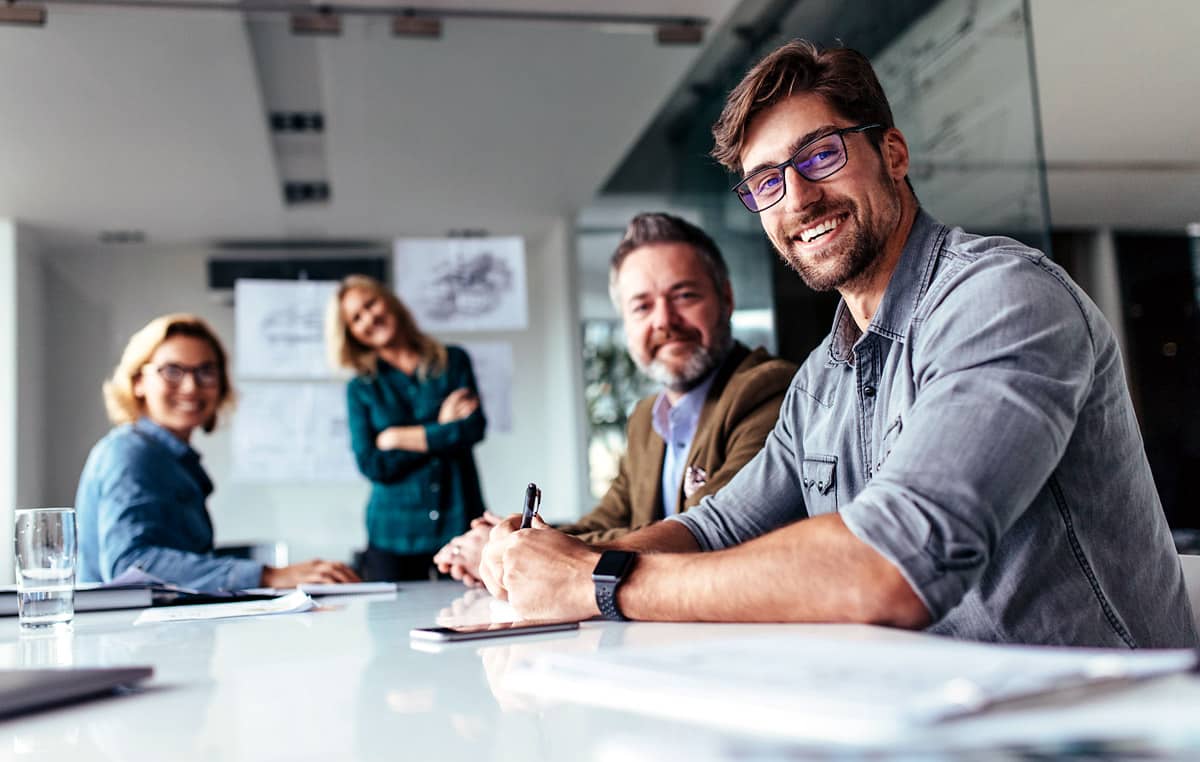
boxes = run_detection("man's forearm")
[599,519,701,553]
[614,513,931,626]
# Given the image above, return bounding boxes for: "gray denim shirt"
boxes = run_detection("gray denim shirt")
[670,210,1198,648]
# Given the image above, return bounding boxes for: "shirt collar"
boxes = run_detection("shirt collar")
[651,369,718,443]
[133,416,197,461]
[827,208,946,365]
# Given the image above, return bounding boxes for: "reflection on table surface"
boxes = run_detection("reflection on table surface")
[1,581,1199,761]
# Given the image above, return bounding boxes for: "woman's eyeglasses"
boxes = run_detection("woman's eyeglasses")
[144,362,221,388]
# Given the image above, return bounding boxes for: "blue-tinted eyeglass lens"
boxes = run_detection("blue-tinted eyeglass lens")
[794,135,847,180]
[738,170,784,211]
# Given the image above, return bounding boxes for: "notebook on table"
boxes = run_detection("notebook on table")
[0,667,153,718]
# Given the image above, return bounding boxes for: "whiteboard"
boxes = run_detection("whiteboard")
[460,341,514,434]
[235,279,340,379]
[393,237,528,332]
[230,381,359,483]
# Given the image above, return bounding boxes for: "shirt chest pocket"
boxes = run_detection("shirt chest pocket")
[800,455,839,515]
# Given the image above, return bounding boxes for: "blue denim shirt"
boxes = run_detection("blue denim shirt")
[76,417,262,592]
[671,210,1198,648]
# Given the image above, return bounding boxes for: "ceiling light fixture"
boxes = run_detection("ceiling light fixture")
[0,1,46,26]
[656,22,703,45]
[31,1,707,39]
[392,13,440,38]
[291,8,341,36]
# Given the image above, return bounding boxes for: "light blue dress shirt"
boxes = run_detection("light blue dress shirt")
[75,417,263,592]
[651,372,716,516]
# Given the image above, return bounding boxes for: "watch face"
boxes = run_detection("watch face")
[593,550,636,581]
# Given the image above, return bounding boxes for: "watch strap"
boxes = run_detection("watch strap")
[592,550,636,621]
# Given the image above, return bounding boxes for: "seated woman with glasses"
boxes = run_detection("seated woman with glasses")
[327,275,487,582]
[75,313,360,592]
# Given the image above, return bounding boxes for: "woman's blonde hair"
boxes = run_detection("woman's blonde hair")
[326,274,446,379]
[102,313,235,433]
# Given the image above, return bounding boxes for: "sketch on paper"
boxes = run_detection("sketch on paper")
[231,382,359,483]
[460,342,514,434]
[235,279,341,379]
[393,237,528,332]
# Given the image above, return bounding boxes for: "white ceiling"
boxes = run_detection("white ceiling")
[1030,0,1200,230]
[1,0,1198,249]
[0,1,738,246]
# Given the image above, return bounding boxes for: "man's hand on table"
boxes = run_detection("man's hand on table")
[480,514,601,620]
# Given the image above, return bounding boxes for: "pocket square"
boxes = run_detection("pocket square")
[683,465,708,499]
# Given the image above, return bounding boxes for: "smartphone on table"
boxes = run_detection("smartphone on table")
[410,619,579,642]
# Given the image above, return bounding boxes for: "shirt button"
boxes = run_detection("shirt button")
[863,385,876,398]
[428,510,440,521]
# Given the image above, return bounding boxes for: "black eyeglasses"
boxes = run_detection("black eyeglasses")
[144,362,221,388]
[732,123,882,213]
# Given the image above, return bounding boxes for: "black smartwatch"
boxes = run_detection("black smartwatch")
[591,550,637,621]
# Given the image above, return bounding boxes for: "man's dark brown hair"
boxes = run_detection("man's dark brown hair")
[608,212,730,307]
[712,39,897,174]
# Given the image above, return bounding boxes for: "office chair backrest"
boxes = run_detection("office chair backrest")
[1177,554,1200,632]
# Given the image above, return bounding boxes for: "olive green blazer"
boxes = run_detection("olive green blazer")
[560,342,796,543]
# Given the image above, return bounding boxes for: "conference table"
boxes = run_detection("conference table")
[2,581,1199,761]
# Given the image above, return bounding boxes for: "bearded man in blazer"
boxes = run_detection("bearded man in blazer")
[435,212,796,584]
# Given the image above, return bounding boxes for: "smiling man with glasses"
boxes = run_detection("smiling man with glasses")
[480,39,1195,648]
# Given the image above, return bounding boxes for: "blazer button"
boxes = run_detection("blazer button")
[430,483,440,493]
[428,509,440,521]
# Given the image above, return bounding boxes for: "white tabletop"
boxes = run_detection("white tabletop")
[1,581,1199,761]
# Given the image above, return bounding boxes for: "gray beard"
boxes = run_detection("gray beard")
[638,325,733,393]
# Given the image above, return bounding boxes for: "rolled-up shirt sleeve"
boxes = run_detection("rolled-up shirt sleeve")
[839,255,1094,621]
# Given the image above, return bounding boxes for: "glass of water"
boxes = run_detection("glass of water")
[13,508,77,629]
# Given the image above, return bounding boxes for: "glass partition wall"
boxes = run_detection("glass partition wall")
[576,0,1052,498]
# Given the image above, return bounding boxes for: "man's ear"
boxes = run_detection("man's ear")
[881,128,910,181]
[722,280,735,318]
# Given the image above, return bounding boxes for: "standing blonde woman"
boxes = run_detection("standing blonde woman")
[328,275,487,581]
[75,314,360,592]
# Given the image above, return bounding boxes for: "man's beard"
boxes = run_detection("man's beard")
[776,183,899,293]
[637,321,733,393]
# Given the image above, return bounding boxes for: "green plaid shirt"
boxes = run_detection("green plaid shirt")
[346,345,487,554]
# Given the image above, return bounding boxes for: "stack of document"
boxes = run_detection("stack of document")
[0,583,153,615]
[504,634,1198,745]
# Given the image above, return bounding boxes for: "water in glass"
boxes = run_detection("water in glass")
[14,508,77,629]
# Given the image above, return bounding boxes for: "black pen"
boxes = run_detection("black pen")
[519,482,542,529]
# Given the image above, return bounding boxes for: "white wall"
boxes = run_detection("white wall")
[38,224,585,565]
[0,221,15,582]
[0,220,47,583]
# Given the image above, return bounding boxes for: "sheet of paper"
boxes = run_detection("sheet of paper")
[460,341,513,433]
[133,591,315,625]
[504,634,1198,745]
[393,237,528,331]
[243,582,398,596]
[230,381,359,482]
[235,279,341,379]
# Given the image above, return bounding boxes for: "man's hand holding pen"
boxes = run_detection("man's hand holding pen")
[480,514,602,621]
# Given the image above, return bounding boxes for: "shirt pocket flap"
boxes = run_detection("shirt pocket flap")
[801,457,836,496]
